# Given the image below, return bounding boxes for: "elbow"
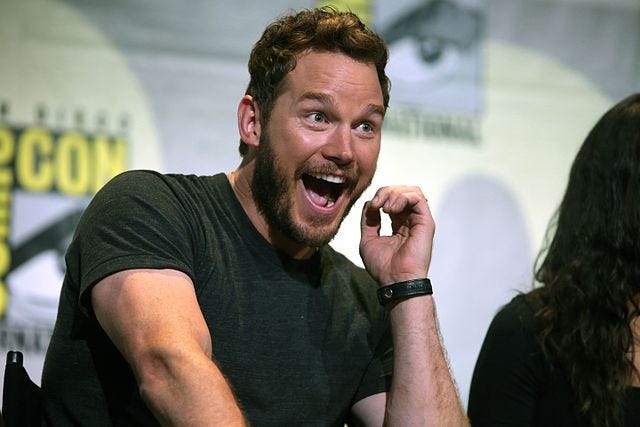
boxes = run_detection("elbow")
[132,345,193,403]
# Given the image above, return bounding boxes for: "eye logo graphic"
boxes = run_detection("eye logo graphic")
[380,0,484,144]
[316,0,485,144]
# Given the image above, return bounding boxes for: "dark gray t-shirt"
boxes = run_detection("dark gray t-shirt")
[42,170,392,426]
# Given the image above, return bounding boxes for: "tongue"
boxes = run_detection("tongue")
[308,188,332,207]
[304,175,338,208]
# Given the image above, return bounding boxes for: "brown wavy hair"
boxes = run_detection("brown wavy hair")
[529,93,640,426]
[239,6,390,156]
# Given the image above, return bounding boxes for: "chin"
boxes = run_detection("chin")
[293,220,341,248]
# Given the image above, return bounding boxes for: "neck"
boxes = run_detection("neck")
[227,165,318,260]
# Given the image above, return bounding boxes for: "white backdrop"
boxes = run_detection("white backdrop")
[0,0,638,409]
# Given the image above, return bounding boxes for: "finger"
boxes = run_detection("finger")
[369,186,408,210]
[360,201,382,239]
[380,188,429,216]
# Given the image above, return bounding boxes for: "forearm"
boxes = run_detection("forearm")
[136,347,246,426]
[91,270,244,425]
[385,296,468,426]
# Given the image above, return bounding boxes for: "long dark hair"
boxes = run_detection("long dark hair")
[530,93,640,426]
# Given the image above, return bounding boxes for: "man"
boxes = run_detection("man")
[41,7,467,426]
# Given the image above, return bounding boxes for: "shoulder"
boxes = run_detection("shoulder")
[91,170,176,207]
[103,170,223,194]
[472,293,551,388]
[88,171,228,213]
[469,293,550,425]
[475,293,543,362]
[490,293,537,335]
[104,169,170,190]
[76,170,221,239]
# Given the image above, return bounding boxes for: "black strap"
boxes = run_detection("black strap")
[377,278,433,306]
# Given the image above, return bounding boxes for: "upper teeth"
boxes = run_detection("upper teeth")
[311,174,345,184]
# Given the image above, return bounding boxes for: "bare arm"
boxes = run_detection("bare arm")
[352,186,468,426]
[91,268,246,426]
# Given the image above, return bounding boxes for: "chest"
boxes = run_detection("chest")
[192,256,382,423]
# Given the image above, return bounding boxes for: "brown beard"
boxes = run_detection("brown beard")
[251,131,364,248]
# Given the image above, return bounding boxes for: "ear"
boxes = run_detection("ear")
[237,95,262,149]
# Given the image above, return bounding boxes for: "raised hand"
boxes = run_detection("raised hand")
[359,185,435,287]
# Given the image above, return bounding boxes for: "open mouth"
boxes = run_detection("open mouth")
[302,173,347,209]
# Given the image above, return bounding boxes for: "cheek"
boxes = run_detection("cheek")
[356,143,380,176]
[273,127,319,160]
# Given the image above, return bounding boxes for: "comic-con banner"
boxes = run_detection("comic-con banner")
[0,104,127,346]
[0,0,163,387]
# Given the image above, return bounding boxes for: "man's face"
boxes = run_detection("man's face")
[251,50,384,248]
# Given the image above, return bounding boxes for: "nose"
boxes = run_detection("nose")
[321,125,354,166]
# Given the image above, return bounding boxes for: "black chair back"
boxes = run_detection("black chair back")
[2,350,42,427]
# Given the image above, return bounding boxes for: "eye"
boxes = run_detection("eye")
[308,112,326,123]
[356,121,378,137]
[359,122,374,133]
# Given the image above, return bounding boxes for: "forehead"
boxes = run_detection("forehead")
[279,50,384,106]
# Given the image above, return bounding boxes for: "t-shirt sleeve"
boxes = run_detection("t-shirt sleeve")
[467,295,545,427]
[351,321,393,406]
[68,170,198,318]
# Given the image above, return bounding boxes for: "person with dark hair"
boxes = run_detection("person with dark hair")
[468,93,640,426]
[40,7,468,426]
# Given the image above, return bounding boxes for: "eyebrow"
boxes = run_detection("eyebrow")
[300,91,385,118]
[366,103,386,118]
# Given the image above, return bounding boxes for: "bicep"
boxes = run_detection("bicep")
[91,268,212,373]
